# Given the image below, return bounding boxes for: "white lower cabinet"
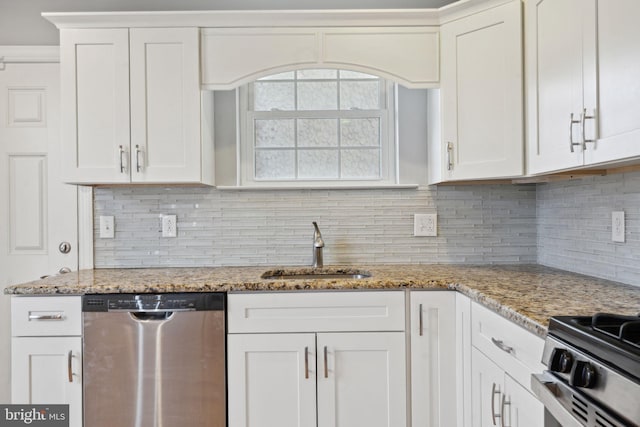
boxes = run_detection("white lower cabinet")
[228,331,406,427]
[472,348,543,427]
[11,296,82,427]
[410,291,457,427]
[470,302,545,427]
[227,291,407,427]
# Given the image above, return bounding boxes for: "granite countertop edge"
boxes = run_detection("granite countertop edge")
[6,264,640,339]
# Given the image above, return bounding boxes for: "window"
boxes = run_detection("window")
[239,69,396,186]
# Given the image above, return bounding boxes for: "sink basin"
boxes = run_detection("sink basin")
[261,269,371,280]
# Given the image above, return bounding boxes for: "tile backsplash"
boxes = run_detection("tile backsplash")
[94,185,537,268]
[93,172,640,287]
[537,171,640,285]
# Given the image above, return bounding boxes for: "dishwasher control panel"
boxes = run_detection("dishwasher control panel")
[82,293,225,312]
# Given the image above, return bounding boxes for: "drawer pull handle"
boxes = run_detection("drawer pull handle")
[67,350,74,383]
[304,346,309,379]
[29,313,64,321]
[569,113,582,153]
[323,346,328,379]
[491,338,514,354]
[491,382,501,426]
[501,394,511,427]
[419,303,423,336]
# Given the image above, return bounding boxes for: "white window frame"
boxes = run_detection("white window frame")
[238,70,397,188]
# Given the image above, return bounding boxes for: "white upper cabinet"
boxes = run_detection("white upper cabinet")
[527,0,640,174]
[61,29,131,184]
[431,0,524,183]
[60,27,214,185]
[201,27,439,90]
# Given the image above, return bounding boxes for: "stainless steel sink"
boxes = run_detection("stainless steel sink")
[261,269,371,280]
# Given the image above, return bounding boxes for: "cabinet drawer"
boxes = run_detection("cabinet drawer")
[471,302,544,390]
[228,291,405,333]
[12,296,82,337]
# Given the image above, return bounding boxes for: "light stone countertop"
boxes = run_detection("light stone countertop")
[5,264,640,338]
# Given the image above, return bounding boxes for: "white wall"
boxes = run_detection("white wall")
[0,0,457,45]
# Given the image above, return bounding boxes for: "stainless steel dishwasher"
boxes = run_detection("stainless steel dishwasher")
[82,293,226,427]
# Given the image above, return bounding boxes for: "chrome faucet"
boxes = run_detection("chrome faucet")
[312,222,324,268]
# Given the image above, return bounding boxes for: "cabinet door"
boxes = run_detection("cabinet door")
[583,0,640,165]
[130,28,202,183]
[456,294,473,427]
[317,332,406,427]
[410,292,456,427]
[60,29,131,184]
[440,0,523,180]
[471,348,505,427]
[503,375,544,427]
[227,333,316,427]
[526,0,584,174]
[11,337,82,427]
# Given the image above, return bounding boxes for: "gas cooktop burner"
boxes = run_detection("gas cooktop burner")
[592,313,640,349]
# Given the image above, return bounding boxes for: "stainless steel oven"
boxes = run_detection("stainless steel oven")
[82,293,226,427]
[532,314,639,427]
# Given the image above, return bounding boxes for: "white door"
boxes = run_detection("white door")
[503,375,544,427]
[410,292,457,427]
[526,0,585,174]
[471,348,505,427]
[11,337,82,427]
[227,333,317,427]
[583,0,640,165]
[317,332,407,427]
[129,28,202,183]
[0,59,79,402]
[440,0,523,180]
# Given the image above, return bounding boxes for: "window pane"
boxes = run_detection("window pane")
[341,149,380,179]
[297,69,338,80]
[340,81,380,110]
[298,119,338,147]
[339,70,379,79]
[258,71,295,81]
[255,150,295,179]
[298,150,339,179]
[254,82,295,111]
[255,119,295,148]
[298,82,338,110]
[341,118,380,147]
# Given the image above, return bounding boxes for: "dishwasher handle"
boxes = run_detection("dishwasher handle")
[130,312,175,321]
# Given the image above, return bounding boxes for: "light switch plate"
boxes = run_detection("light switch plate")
[414,213,437,237]
[99,216,115,239]
[612,211,625,243]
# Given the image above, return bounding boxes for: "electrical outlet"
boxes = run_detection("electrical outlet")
[99,216,115,239]
[612,211,625,243]
[414,213,437,237]
[162,215,177,238]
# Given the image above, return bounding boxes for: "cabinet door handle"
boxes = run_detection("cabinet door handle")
[500,394,511,427]
[119,145,127,173]
[569,113,581,153]
[491,382,501,426]
[135,144,142,173]
[581,108,597,149]
[67,350,74,383]
[323,346,328,379]
[304,346,309,379]
[29,313,64,321]
[419,303,424,336]
[446,142,454,171]
[491,337,514,354]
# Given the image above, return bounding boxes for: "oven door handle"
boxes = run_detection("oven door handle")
[531,372,584,427]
